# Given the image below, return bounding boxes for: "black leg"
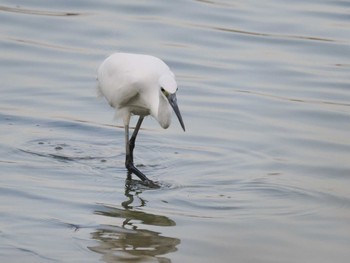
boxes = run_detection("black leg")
[124,117,157,186]
[129,116,144,163]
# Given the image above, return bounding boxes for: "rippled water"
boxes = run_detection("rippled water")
[1,0,350,262]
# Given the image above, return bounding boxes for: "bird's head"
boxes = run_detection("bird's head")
[159,74,185,131]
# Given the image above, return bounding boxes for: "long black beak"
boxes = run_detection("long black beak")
[168,93,185,131]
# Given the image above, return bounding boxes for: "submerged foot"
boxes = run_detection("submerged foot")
[125,167,160,189]
[143,179,160,189]
[125,163,160,188]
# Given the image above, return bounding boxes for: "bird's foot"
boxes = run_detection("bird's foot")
[126,162,159,188]
[143,179,160,189]
[125,175,160,190]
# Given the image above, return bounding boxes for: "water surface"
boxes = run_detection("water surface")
[1,0,350,262]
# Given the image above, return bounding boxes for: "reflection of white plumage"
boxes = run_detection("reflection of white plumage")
[97,53,185,185]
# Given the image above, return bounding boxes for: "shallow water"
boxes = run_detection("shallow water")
[1,0,350,262]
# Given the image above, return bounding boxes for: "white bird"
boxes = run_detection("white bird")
[97,52,185,185]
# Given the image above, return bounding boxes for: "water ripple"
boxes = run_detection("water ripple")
[0,5,81,16]
[202,24,337,43]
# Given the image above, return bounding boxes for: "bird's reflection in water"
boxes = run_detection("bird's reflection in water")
[89,179,180,263]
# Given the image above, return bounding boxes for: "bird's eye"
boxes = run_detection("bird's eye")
[161,87,165,92]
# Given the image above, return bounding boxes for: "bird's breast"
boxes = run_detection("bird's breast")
[129,105,151,116]
[123,91,152,117]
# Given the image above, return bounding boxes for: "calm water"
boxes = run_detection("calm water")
[1,0,350,262]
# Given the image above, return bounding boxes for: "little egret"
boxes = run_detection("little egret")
[97,52,185,185]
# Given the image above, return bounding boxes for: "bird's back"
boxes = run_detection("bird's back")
[97,53,172,109]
